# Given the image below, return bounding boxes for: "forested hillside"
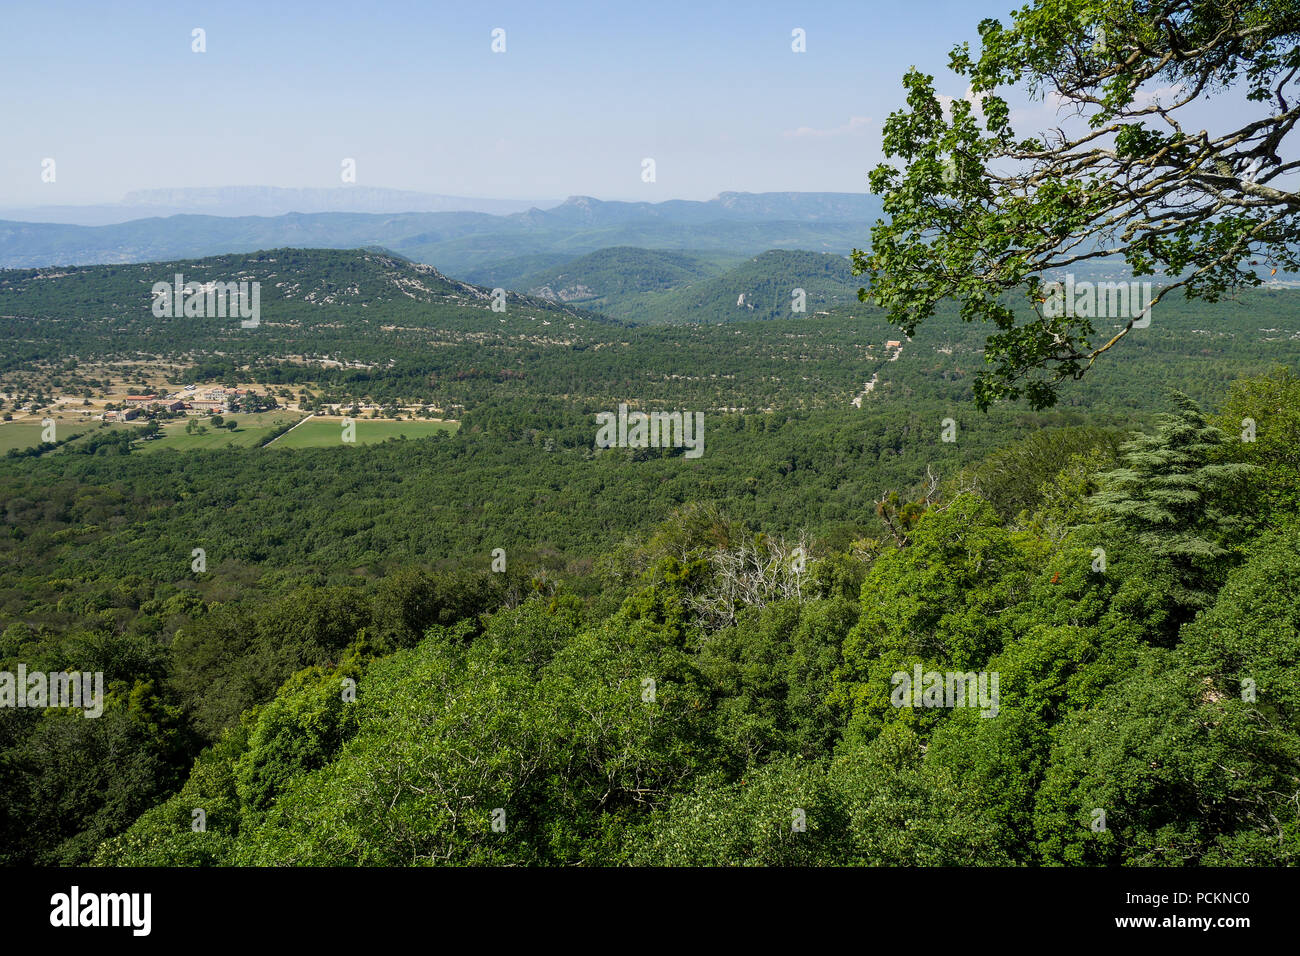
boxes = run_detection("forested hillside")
[0,248,1297,866]
[511,248,858,324]
[4,248,1292,412]
[512,247,729,306]
[5,367,1295,866]
[619,250,859,324]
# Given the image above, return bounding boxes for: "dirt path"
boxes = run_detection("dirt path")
[263,414,313,446]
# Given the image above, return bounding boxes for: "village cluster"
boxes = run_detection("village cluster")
[99,384,271,422]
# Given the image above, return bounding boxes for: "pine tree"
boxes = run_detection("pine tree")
[1088,391,1256,624]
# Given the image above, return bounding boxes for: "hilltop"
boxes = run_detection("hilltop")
[509,248,859,324]
[511,247,731,307]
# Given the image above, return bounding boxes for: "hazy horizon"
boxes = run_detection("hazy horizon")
[0,186,894,231]
[8,0,1277,209]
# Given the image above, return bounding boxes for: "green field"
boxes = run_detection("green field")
[0,418,124,452]
[0,421,60,453]
[3,414,459,455]
[269,417,459,449]
[136,412,305,453]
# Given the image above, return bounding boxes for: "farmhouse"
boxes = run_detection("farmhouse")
[185,399,225,414]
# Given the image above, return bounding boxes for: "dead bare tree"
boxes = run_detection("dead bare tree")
[688,531,812,629]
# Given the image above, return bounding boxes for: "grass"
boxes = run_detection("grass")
[136,412,305,453]
[0,418,125,453]
[0,421,62,453]
[270,417,459,449]
[2,413,459,455]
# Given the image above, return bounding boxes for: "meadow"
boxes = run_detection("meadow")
[136,412,304,453]
[0,421,73,453]
[0,418,148,453]
[268,416,460,449]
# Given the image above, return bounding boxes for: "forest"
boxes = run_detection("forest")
[2,367,1296,865]
[0,243,1297,864]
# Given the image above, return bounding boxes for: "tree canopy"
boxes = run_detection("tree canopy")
[858,0,1300,408]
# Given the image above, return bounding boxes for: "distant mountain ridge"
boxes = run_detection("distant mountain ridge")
[518,192,884,227]
[119,186,552,217]
[0,187,558,225]
[0,192,884,273]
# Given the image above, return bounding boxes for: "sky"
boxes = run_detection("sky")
[0,0,1282,206]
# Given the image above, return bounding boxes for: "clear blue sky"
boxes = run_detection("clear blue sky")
[0,0,1268,205]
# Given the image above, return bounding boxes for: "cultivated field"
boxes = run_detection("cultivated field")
[136,412,305,453]
[270,417,459,449]
[0,419,141,453]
